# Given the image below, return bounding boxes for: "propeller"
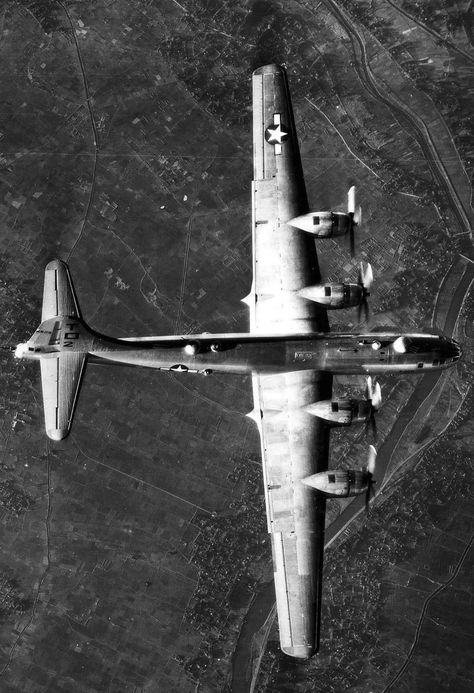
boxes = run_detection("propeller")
[357,262,373,324]
[364,376,382,439]
[365,444,377,511]
[347,186,362,257]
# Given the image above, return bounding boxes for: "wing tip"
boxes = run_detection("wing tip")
[253,63,286,77]
[47,428,69,441]
[45,258,68,272]
[281,643,317,659]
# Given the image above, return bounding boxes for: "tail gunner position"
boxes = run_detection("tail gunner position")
[15,65,462,659]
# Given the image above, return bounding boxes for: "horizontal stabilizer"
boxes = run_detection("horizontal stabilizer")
[40,352,86,440]
[42,260,81,322]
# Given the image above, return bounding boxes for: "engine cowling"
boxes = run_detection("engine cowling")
[288,211,351,237]
[305,399,371,425]
[302,469,370,496]
[298,282,364,308]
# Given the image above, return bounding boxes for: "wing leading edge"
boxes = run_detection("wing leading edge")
[250,64,332,657]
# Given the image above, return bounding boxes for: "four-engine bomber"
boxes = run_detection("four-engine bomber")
[17,309,461,377]
[14,64,464,659]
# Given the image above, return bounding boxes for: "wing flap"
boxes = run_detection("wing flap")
[40,352,86,440]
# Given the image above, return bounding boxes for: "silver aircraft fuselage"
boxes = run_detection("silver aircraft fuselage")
[19,318,461,376]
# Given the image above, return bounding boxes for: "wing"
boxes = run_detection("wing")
[248,64,328,334]
[250,64,332,657]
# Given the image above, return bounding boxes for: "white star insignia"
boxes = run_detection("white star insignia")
[265,123,289,145]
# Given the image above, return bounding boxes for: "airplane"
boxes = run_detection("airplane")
[15,64,461,659]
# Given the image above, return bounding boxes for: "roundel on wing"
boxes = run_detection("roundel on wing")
[265,123,289,145]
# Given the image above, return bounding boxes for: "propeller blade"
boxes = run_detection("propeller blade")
[365,378,380,439]
[372,382,382,410]
[347,187,356,257]
[363,297,370,324]
[370,411,377,439]
[367,445,377,476]
[364,409,377,440]
[347,186,356,214]
[360,262,373,290]
[365,376,373,400]
[365,484,371,512]
[350,224,355,257]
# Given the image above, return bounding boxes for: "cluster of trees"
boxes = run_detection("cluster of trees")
[15,0,73,40]
[0,480,33,516]
[0,574,32,620]
[183,456,266,683]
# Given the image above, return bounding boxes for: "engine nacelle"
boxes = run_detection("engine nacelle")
[305,399,371,425]
[288,211,352,237]
[298,282,365,308]
[302,469,370,496]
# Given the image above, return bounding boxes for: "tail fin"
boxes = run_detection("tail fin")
[40,260,87,440]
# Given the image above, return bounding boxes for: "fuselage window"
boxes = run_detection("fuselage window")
[313,216,320,225]
[417,362,424,368]
[331,402,339,412]
[325,286,332,297]
[328,474,336,483]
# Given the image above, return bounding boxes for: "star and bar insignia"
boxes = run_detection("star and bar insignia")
[264,113,289,154]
